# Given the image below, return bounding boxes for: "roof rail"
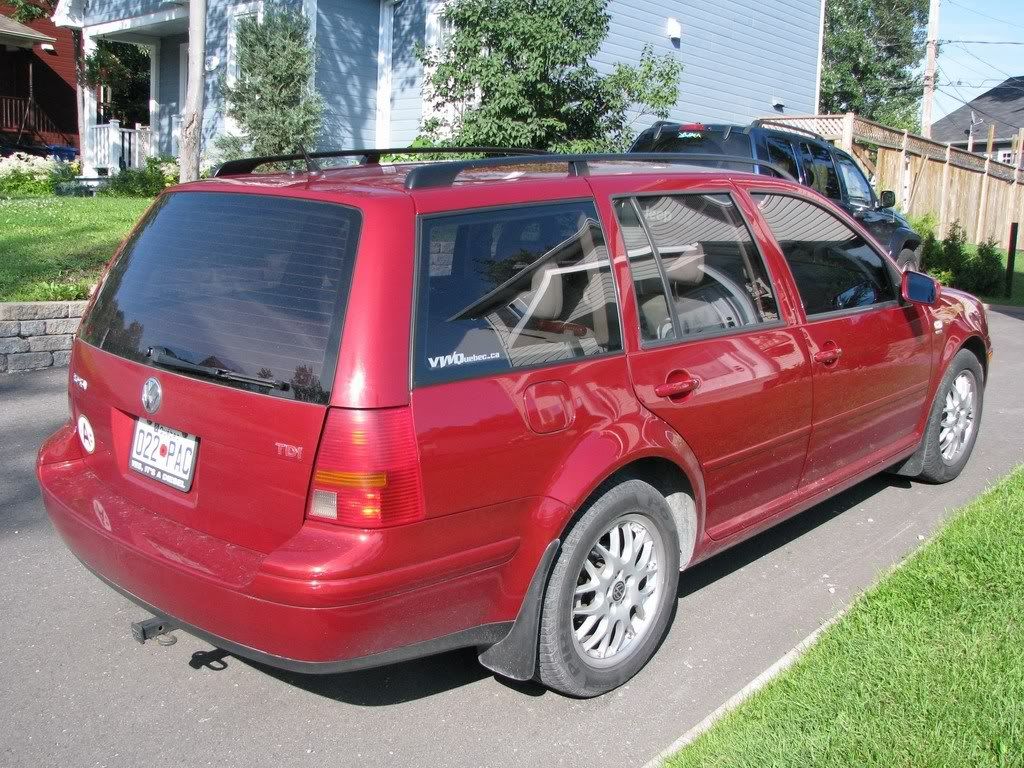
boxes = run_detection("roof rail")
[212,146,550,178]
[750,118,828,143]
[403,152,798,189]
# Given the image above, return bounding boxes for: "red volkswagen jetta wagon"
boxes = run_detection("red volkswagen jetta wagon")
[38,150,991,697]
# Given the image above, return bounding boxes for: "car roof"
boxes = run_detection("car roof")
[178,158,779,203]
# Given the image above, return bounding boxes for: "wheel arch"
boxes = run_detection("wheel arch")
[554,453,703,568]
[960,334,989,382]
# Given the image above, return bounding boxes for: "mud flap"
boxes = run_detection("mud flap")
[477,539,560,681]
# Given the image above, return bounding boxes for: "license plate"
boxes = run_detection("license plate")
[129,418,199,492]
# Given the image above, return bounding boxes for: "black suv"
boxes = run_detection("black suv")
[630,121,922,270]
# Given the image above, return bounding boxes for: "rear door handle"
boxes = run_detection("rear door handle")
[813,346,843,365]
[654,377,700,399]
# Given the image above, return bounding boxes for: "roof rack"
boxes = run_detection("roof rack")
[212,146,550,178]
[750,118,828,143]
[403,152,798,189]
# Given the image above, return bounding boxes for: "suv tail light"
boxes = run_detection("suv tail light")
[306,407,426,529]
[679,123,705,132]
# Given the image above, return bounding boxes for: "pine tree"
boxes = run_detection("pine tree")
[219,7,323,158]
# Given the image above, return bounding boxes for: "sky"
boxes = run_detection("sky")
[931,0,1024,124]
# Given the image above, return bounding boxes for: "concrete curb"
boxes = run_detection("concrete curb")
[983,303,1024,317]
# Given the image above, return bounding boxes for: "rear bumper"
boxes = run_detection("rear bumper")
[38,427,564,670]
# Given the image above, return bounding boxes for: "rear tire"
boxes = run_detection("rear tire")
[910,349,984,483]
[896,247,921,272]
[537,479,679,697]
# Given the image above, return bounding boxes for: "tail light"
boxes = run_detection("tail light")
[306,407,426,529]
[679,123,705,132]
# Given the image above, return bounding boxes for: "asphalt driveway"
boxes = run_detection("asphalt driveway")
[2,309,1022,768]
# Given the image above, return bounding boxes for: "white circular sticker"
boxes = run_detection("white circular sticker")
[77,414,95,454]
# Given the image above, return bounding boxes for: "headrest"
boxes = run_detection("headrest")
[661,243,705,286]
[525,264,563,320]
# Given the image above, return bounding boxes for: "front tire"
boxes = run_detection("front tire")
[537,479,680,697]
[896,247,921,272]
[911,349,984,483]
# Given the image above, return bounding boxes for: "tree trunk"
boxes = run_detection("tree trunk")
[179,0,206,183]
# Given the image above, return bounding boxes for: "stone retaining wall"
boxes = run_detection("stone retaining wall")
[0,301,88,373]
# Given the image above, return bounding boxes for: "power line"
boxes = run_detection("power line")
[935,87,1022,132]
[953,43,1016,81]
[942,0,1024,32]
[938,39,1024,45]
[943,0,1024,32]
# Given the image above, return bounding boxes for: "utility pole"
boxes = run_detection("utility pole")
[921,0,940,138]
[967,110,979,153]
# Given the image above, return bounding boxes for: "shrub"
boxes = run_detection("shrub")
[906,212,937,241]
[958,239,1004,296]
[0,152,79,197]
[99,155,178,197]
[920,222,1005,297]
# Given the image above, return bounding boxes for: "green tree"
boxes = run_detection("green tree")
[417,0,682,151]
[218,6,323,158]
[820,0,929,131]
[82,41,151,126]
[6,0,52,22]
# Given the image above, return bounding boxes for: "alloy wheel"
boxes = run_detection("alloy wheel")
[570,514,666,668]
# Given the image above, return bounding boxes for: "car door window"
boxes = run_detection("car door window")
[752,193,896,316]
[415,201,621,385]
[835,155,874,207]
[799,142,842,200]
[764,136,800,181]
[614,194,779,342]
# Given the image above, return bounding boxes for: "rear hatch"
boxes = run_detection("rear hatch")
[73,190,361,553]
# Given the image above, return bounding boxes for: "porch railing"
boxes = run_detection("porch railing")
[0,95,77,147]
[88,120,154,173]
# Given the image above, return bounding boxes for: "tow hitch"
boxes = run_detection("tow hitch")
[131,616,178,646]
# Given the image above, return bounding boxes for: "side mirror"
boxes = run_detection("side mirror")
[879,190,896,209]
[901,270,939,306]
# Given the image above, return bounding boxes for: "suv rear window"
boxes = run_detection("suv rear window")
[415,201,621,385]
[80,192,361,403]
[631,125,754,159]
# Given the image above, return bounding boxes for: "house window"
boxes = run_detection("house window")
[997,149,1013,165]
[227,2,264,88]
[423,0,471,135]
[225,2,264,136]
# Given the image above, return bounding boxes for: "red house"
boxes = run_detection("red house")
[0,4,78,150]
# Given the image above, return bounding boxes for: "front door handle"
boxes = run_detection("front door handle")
[654,376,700,399]
[813,346,843,365]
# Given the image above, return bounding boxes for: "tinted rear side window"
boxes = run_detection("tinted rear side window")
[80,192,360,403]
[415,201,621,385]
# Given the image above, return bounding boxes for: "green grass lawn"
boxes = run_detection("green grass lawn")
[0,197,152,302]
[666,467,1024,768]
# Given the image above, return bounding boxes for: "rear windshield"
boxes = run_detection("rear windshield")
[80,192,361,403]
[631,125,754,158]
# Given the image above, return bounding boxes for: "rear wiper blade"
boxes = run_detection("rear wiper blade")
[147,346,290,392]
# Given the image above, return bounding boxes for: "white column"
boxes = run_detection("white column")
[81,30,99,176]
[107,118,121,173]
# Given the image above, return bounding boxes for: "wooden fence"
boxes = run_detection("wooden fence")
[760,113,1024,248]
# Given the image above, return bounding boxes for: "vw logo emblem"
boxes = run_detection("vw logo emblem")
[141,377,162,414]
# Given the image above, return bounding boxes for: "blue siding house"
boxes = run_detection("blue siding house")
[53,0,824,174]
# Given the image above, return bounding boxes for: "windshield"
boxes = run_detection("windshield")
[79,191,361,403]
